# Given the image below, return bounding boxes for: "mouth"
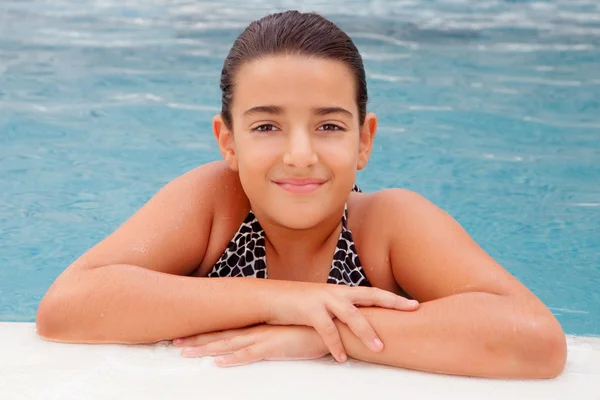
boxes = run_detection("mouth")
[272,178,327,194]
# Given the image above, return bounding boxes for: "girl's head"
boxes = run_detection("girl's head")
[213,11,377,229]
[219,11,369,129]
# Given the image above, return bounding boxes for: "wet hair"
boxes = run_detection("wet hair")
[220,10,368,129]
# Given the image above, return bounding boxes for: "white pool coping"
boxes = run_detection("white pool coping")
[1,322,599,399]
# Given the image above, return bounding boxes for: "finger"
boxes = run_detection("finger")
[214,345,264,367]
[181,335,254,358]
[310,310,347,363]
[327,301,383,353]
[349,287,419,311]
[173,328,249,347]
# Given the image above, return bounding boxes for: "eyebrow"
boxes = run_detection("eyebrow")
[242,105,354,118]
[243,105,283,117]
[313,107,353,118]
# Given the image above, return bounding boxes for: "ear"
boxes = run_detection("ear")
[213,114,238,172]
[357,112,377,170]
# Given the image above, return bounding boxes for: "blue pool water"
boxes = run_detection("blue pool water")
[0,0,599,335]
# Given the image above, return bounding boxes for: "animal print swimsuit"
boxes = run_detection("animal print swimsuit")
[207,185,371,287]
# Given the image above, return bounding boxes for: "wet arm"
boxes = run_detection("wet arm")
[336,189,566,378]
[36,162,273,344]
[334,293,565,378]
[37,267,275,344]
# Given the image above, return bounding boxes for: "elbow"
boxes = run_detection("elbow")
[36,299,55,340]
[36,268,95,343]
[36,295,64,341]
[36,288,83,343]
[524,315,567,379]
[539,325,568,378]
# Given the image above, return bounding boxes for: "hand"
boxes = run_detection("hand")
[173,324,329,367]
[264,282,419,363]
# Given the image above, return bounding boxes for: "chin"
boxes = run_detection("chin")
[263,201,328,230]
[274,210,324,230]
[249,184,342,229]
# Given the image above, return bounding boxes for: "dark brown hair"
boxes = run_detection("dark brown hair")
[220,10,368,129]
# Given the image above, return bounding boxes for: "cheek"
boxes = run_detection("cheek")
[317,136,359,166]
[234,136,282,178]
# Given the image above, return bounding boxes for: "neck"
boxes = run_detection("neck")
[255,207,344,273]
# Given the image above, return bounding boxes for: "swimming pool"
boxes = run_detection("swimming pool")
[0,0,598,336]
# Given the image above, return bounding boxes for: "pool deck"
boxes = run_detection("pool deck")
[1,322,599,399]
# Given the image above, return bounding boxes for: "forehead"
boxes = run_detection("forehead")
[231,55,357,115]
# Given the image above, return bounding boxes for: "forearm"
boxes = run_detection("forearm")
[36,265,273,344]
[334,292,566,379]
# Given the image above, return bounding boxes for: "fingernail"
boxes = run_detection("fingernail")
[173,338,183,345]
[409,300,419,306]
[215,356,225,364]
[339,353,347,362]
[372,338,384,350]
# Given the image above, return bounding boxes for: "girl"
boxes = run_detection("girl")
[36,11,566,379]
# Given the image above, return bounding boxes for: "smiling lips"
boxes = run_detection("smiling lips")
[272,178,327,193]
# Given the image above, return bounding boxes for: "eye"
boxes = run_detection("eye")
[318,123,345,132]
[251,124,278,132]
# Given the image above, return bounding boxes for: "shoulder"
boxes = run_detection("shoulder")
[155,160,249,228]
[346,188,433,293]
[179,160,244,195]
[353,187,430,210]
[348,188,437,236]
[350,188,452,240]
[350,188,523,302]
[347,188,459,296]
[170,160,249,217]
[177,161,251,274]
[69,160,249,277]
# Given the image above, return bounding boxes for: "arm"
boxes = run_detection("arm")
[334,295,564,378]
[334,189,566,379]
[36,162,272,343]
[38,266,276,344]
[36,161,406,352]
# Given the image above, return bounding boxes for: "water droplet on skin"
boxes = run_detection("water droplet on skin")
[132,243,148,253]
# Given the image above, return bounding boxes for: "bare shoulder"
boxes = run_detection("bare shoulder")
[350,188,536,303]
[345,189,423,294]
[69,160,248,277]
[362,188,449,229]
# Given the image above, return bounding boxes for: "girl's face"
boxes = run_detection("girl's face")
[214,55,377,229]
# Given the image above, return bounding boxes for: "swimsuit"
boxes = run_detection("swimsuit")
[207,185,371,287]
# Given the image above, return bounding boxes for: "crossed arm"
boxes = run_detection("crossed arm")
[334,294,565,378]
[338,189,566,378]
[36,166,566,378]
[174,290,566,378]
[174,189,566,378]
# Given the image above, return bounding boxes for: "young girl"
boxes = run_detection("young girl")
[36,11,566,379]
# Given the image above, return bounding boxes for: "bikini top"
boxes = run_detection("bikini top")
[207,185,371,287]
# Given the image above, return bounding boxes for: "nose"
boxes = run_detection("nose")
[282,128,318,168]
